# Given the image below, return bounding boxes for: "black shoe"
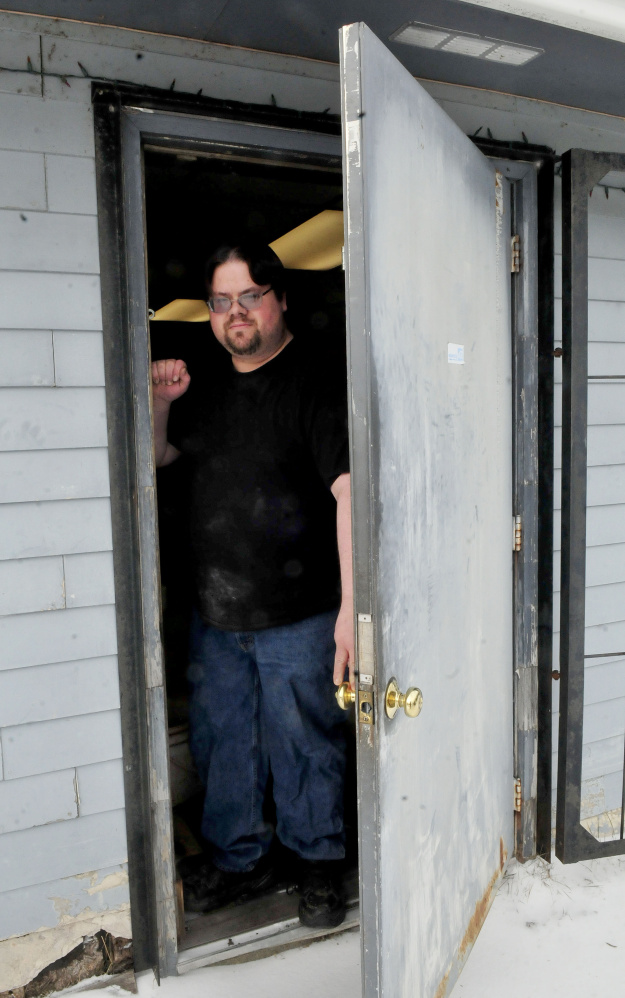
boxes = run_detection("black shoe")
[182,855,277,913]
[297,861,346,928]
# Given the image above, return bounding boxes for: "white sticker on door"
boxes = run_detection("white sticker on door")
[448,343,465,364]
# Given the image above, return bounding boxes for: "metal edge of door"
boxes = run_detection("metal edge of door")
[340,21,381,998]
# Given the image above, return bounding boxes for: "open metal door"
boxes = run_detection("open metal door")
[341,24,514,998]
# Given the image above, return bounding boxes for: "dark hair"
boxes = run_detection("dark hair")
[205,240,287,300]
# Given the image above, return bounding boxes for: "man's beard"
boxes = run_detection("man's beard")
[224,326,262,356]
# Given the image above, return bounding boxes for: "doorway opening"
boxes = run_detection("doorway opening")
[143,147,360,965]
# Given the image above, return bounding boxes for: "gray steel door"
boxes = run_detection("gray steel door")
[340,23,514,998]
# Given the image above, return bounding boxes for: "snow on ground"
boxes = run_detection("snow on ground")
[101,854,625,998]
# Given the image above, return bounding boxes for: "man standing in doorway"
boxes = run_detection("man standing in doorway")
[152,241,353,928]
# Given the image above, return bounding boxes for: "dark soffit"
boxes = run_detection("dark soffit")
[4,0,625,116]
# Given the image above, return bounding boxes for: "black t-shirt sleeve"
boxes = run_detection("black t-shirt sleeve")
[300,365,350,490]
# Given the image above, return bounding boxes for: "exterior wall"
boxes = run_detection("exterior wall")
[553,181,625,838]
[0,10,340,992]
[2,5,625,989]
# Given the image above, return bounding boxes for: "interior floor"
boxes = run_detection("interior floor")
[144,148,358,959]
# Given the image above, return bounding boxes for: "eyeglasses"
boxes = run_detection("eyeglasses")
[207,288,274,314]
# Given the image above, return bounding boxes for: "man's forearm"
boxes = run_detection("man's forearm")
[333,473,353,601]
[153,400,179,467]
[331,472,355,685]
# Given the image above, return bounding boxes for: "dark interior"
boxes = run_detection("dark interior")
[144,148,358,947]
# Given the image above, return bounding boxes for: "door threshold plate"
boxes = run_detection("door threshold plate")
[177,904,359,972]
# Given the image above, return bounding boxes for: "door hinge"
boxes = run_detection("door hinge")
[511,234,521,273]
[513,514,522,552]
[514,777,522,812]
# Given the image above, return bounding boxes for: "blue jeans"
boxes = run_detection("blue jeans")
[188,609,347,872]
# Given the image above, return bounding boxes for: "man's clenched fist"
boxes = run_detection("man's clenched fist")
[151,358,191,405]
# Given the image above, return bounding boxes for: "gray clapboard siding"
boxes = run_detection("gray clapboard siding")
[0,769,77,834]
[0,657,120,727]
[0,210,100,273]
[555,341,625,378]
[64,551,115,608]
[554,582,625,629]
[77,759,125,816]
[555,255,625,300]
[554,424,625,468]
[552,190,625,826]
[555,296,625,341]
[0,863,129,940]
[585,619,625,657]
[0,498,112,560]
[582,697,625,745]
[0,152,46,210]
[0,449,111,503]
[41,34,339,115]
[554,382,625,425]
[0,387,107,451]
[0,68,42,98]
[0,809,127,894]
[53,331,105,386]
[582,736,624,785]
[0,25,41,71]
[587,342,625,374]
[1,708,123,779]
[45,155,97,215]
[42,74,94,106]
[553,465,625,509]
[0,93,95,156]
[0,273,102,330]
[0,556,65,616]
[553,506,625,550]
[584,659,625,706]
[0,604,118,670]
[0,331,54,386]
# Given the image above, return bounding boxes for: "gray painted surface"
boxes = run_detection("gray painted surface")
[0,210,100,273]
[76,759,125,816]
[0,151,47,210]
[45,154,97,215]
[553,182,625,832]
[0,556,65,615]
[0,331,55,386]
[0,657,120,727]
[53,332,106,387]
[342,24,513,998]
[0,863,129,940]
[0,387,107,451]
[0,604,118,670]
[0,498,113,559]
[0,809,128,893]
[0,448,111,503]
[0,768,78,834]
[1,709,123,778]
[64,551,115,608]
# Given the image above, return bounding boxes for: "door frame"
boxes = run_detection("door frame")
[471,138,556,862]
[93,82,550,980]
[93,83,343,976]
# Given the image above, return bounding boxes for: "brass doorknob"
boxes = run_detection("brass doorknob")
[335,682,356,710]
[385,677,423,719]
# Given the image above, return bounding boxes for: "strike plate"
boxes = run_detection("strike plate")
[359,690,374,725]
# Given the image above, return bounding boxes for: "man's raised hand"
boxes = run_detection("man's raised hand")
[151,358,190,405]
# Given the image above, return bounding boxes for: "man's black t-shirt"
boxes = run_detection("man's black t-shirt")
[167,337,349,631]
